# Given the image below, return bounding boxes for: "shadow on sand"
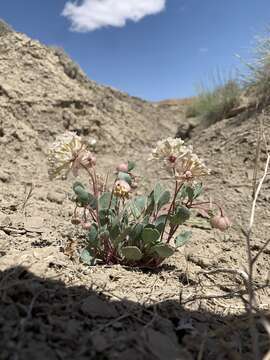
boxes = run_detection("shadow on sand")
[0,266,269,360]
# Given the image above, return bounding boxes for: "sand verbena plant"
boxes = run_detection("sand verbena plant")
[48,133,230,268]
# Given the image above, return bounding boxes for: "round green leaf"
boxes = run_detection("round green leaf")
[73,182,97,208]
[122,246,143,261]
[129,223,144,241]
[175,230,192,248]
[142,228,160,243]
[80,249,96,265]
[145,191,155,216]
[87,225,98,247]
[170,206,190,225]
[154,244,174,258]
[154,183,164,205]
[154,215,167,233]
[74,187,91,206]
[157,190,171,211]
[130,196,147,218]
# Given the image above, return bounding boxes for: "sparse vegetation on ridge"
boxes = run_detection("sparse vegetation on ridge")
[0,19,13,36]
[186,79,241,125]
[242,32,270,108]
[186,30,270,123]
[50,45,86,82]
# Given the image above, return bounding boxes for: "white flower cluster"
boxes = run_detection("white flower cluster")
[48,132,96,179]
[174,152,211,181]
[150,137,189,162]
[150,137,210,181]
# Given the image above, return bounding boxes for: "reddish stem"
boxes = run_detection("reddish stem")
[82,165,100,227]
[166,224,179,244]
[190,201,224,216]
[160,181,183,243]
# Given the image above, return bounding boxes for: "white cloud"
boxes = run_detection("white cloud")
[62,0,166,32]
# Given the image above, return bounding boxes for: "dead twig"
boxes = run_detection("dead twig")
[252,239,270,264]
[21,182,34,213]
[243,117,270,360]
[198,268,249,282]
[182,288,247,305]
[246,153,270,359]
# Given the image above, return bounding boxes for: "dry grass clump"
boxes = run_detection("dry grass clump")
[158,97,195,106]
[186,79,241,125]
[242,33,270,108]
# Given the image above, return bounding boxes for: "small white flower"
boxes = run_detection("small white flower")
[150,137,192,167]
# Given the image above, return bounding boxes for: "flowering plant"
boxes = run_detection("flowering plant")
[48,133,230,267]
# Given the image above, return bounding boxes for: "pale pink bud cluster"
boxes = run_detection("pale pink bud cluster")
[115,162,138,191]
[116,162,129,173]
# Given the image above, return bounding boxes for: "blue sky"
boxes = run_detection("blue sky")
[1,0,270,101]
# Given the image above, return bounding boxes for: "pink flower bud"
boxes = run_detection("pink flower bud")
[184,170,193,179]
[81,222,92,230]
[116,162,129,173]
[210,215,231,231]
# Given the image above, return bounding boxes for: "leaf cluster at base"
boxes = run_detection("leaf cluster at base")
[72,179,204,268]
